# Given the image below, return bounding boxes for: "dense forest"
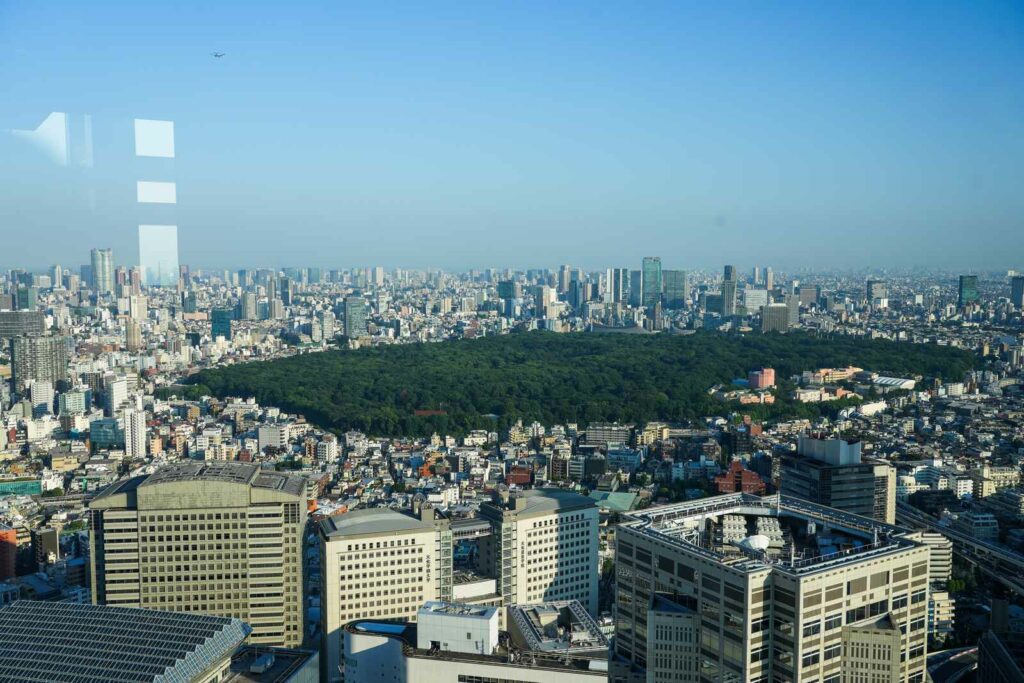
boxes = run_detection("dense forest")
[168,331,977,436]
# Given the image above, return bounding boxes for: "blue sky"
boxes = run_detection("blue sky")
[1,1,1022,271]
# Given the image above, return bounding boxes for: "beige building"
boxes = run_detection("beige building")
[89,461,306,647]
[613,493,931,683]
[479,489,600,615]
[319,505,453,682]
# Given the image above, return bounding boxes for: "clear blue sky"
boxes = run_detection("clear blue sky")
[1,1,1022,271]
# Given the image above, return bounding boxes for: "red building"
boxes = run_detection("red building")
[0,524,17,580]
[748,368,776,390]
[714,460,766,495]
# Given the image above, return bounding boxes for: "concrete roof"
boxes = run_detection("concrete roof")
[320,507,436,539]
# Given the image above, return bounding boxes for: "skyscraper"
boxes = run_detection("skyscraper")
[613,494,931,683]
[641,257,662,308]
[90,248,114,294]
[138,225,179,287]
[1010,275,1024,308]
[721,264,738,316]
[343,295,368,337]
[761,303,790,333]
[89,461,307,647]
[958,275,979,307]
[662,269,688,308]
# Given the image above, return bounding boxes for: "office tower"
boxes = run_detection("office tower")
[319,506,453,679]
[721,264,738,316]
[343,295,368,337]
[211,308,234,341]
[765,267,774,291]
[268,298,284,320]
[613,493,931,683]
[241,292,258,320]
[14,285,38,310]
[781,435,896,524]
[744,288,769,312]
[10,334,69,392]
[371,265,385,287]
[785,293,800,325]
[662,269,688,308]
[125,319,142,352]
[760,303,790,333]
[50,264,63,289]
[641,257,663,308]
[479,489,599,616]
[0,310,45,338]
[557,264,572,294]
[90,248,114,294]
[0,601,251,683]
[958,274,979,307]
[622,270,638,305]
[752,265,763,285]
[123,408,147,460]
[89,461,306,647]
[138,225,179,287]
[279,277,294,306]
[320,309,336,338]
[612,267,629,303]
[1011,275,1024,308]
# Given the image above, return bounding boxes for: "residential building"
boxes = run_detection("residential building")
[10,334,69,392]
[0,310,45,338]
[89,461,307,647]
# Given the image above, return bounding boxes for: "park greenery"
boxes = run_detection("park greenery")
[169,330,977,437]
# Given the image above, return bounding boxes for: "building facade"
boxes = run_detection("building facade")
[89,461,307,647]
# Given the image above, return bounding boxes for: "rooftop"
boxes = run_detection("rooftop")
[223,646,319,683]
[0,600,251,683]
[484,488,596,519]
[623,493,915,575]
[509,601,608,654]
[320,507,437,539]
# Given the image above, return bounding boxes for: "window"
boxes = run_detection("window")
[824,614,841,631]
[801,649,820,667]
[802,620,821,638]
[824,644,841,660]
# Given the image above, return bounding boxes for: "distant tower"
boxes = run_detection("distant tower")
[958,275,979,307]
[90,248,114,295]
[641,257,663,308]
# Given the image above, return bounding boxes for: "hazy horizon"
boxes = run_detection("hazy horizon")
[2,1,1022,271]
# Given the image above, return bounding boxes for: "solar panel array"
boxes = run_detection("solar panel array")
[0,601,251,683]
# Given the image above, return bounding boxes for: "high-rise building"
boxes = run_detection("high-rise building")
[0,311,45,338]
[29,380,54,416]
[241,292,258,320]
[90,248,114,295]
[89,461,306,647]
[765,267,774,291]
[125,319,143,352]
[760,303,790,333]
[478,489,599,616]
[104,377,129,417]
[10,334,69,392]
[958,274,979,307]
[123,408,147,460]
[0,524,16,581]
[721,265,738,317]
[641,257,663,308]
[662,269,688,308]
[1010,275,1024,308]
[343,295,368,337]
[612,267,629,303]
[138,225,179,287]
[211,308,234,341]
[613,493,931,683]
[319,505,453,680]
[781,435,896,524]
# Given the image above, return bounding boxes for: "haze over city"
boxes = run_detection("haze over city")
[2,1,1023,270]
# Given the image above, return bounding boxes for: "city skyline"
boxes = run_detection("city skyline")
[2,2,1022,270]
